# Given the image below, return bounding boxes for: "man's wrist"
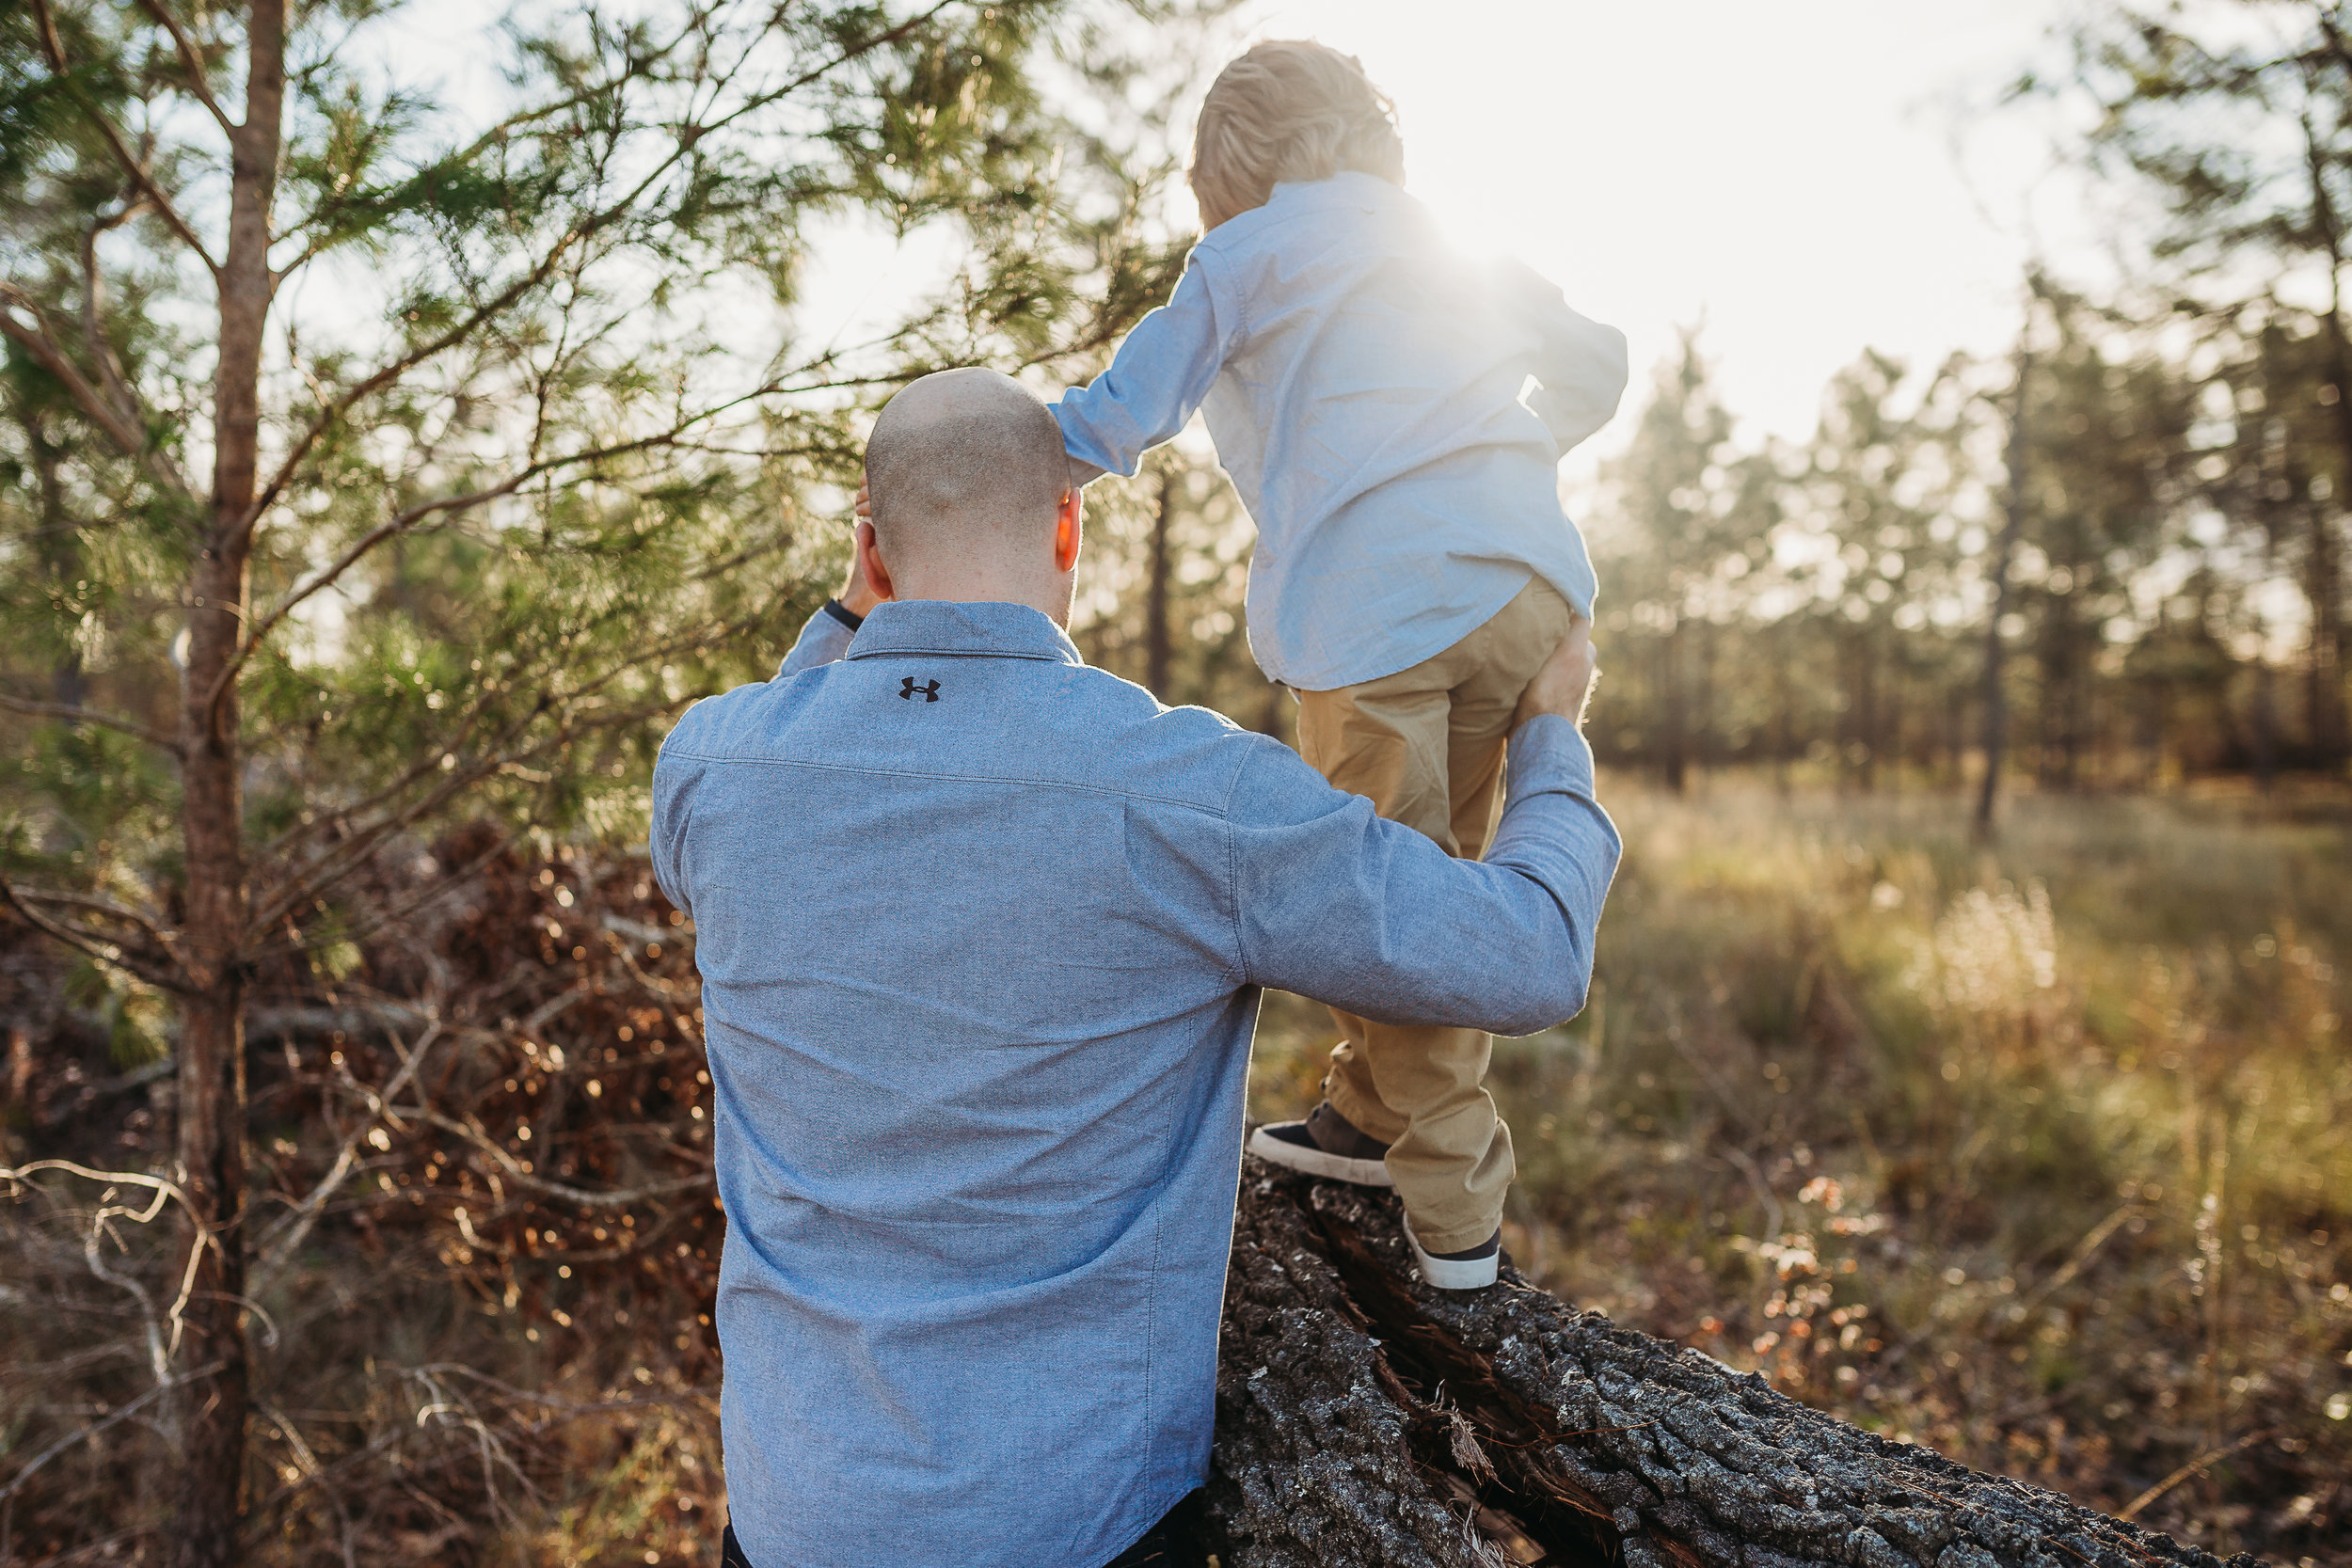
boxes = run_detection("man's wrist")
[1504,713,1597,800]
[822,597,866,631]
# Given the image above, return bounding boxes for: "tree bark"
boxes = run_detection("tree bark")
[1661,621,1688,795]
[1202,1164,2258,1568]
[2296,104,2352,770]
[169,4,284,1562]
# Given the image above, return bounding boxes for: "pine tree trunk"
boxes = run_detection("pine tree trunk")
[2306,511,2344,768]
[2249,660,2278,793]
[168,6,283,1561]
[1202,1164,2257,1568]
[2300,114,2352,772]
[1661,622,1688,796]
[1975,343,2031,841]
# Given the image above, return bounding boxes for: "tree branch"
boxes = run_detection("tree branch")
[241,702,564,938]
[216,360,835,711]
[8,885,183,962]
[239,662,700,950]
[130,0,234,134]
[235,0,972,545]
[252,1017,446,1289]
[0,293,195,499]
[78,205,149,430]
[0,1361,224,1505]
[414,1110,713,1210]
[0,691,183,752]
[214,477,532,712]
[0,879,186,989]
[27,0,221,277]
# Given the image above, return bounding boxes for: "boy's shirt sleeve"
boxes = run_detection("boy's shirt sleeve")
[1498,260,1629,456]
[1051,261,1232,483]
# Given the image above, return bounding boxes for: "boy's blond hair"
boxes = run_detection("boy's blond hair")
[1188,40,1405,232]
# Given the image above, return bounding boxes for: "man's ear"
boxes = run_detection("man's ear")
[1053,488,1083,574]
[856,521,897,604]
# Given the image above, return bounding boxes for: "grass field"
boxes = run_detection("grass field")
[1248,778,2352,1565]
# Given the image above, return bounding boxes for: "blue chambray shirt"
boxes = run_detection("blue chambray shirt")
[648,599,1620,1568]
[1051,171,1629,692]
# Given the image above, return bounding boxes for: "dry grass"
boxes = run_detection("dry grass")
[1251,777,2352,1565]
[8,782,2345,1564]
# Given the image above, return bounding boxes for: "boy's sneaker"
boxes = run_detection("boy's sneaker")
[1248,1101,1392,1186]
[1402,1217,1502,1291]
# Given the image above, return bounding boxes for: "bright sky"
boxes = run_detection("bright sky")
[371,0,2100,460]
[1246,0,2092,455]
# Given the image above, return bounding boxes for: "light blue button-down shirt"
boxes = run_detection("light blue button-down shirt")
[1051,172,1629,691]
[649,599,1620,1568]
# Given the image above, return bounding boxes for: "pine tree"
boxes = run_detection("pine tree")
[0,2,1218,1559]
[1587,330,1774,791]
[2051,3,2352,771]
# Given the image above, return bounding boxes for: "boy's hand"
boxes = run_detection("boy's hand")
[854,480,871,520]
[1513,615,1599,730]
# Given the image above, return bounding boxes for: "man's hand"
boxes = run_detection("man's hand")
[1513,614,1600,730]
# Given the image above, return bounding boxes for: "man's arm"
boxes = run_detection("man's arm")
[1228,628,1619,1037]
[775,533,881,679]
[1051,261,1231,485]
[1497,260,1629,455]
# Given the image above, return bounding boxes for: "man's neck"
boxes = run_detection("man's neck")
[880,585,1071,630]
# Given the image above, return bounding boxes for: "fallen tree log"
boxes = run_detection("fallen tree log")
[1200,1161,2260,1568]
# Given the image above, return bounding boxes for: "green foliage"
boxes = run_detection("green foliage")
[0,0,1226,984]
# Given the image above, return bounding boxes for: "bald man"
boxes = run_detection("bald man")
[649,368,1620,1568]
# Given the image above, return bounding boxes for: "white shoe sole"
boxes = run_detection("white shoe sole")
[1403,1216,1500,1291]
[1247,1124,1393,1187]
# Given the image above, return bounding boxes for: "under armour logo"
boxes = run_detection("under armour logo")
[898,676,941,703]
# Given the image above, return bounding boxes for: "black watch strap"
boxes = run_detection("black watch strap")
[821,598,865,631]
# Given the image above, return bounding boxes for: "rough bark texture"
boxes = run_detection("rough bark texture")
[168,4,285,1563]
[1202,1163,2260,1568]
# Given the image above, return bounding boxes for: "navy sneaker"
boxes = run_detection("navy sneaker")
[1247,1101,1392,1186]
[1403,1219,1502,1291]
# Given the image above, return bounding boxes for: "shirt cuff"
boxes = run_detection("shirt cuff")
[777,603,859,679]
[1503,714,1598,804]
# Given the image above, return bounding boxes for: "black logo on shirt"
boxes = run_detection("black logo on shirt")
[898,676,941,703]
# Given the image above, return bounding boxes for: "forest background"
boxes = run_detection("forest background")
[0,1,2346,1566]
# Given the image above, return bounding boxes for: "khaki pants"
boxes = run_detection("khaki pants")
[1294,578,1573,1254]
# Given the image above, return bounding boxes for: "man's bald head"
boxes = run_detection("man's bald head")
[864,369,1072,582]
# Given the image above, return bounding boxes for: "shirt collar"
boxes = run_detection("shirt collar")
[1268,169,1396,212]
[843,599,1085,666]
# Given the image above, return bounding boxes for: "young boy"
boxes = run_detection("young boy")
[1050,40,1627,1290]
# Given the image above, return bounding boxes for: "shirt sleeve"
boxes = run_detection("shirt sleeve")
[1497,260,1629,456]
[776,601,860,679]
[1225,718,1621,1037]
[1051,261,1232,483]
[647,748,697,920]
